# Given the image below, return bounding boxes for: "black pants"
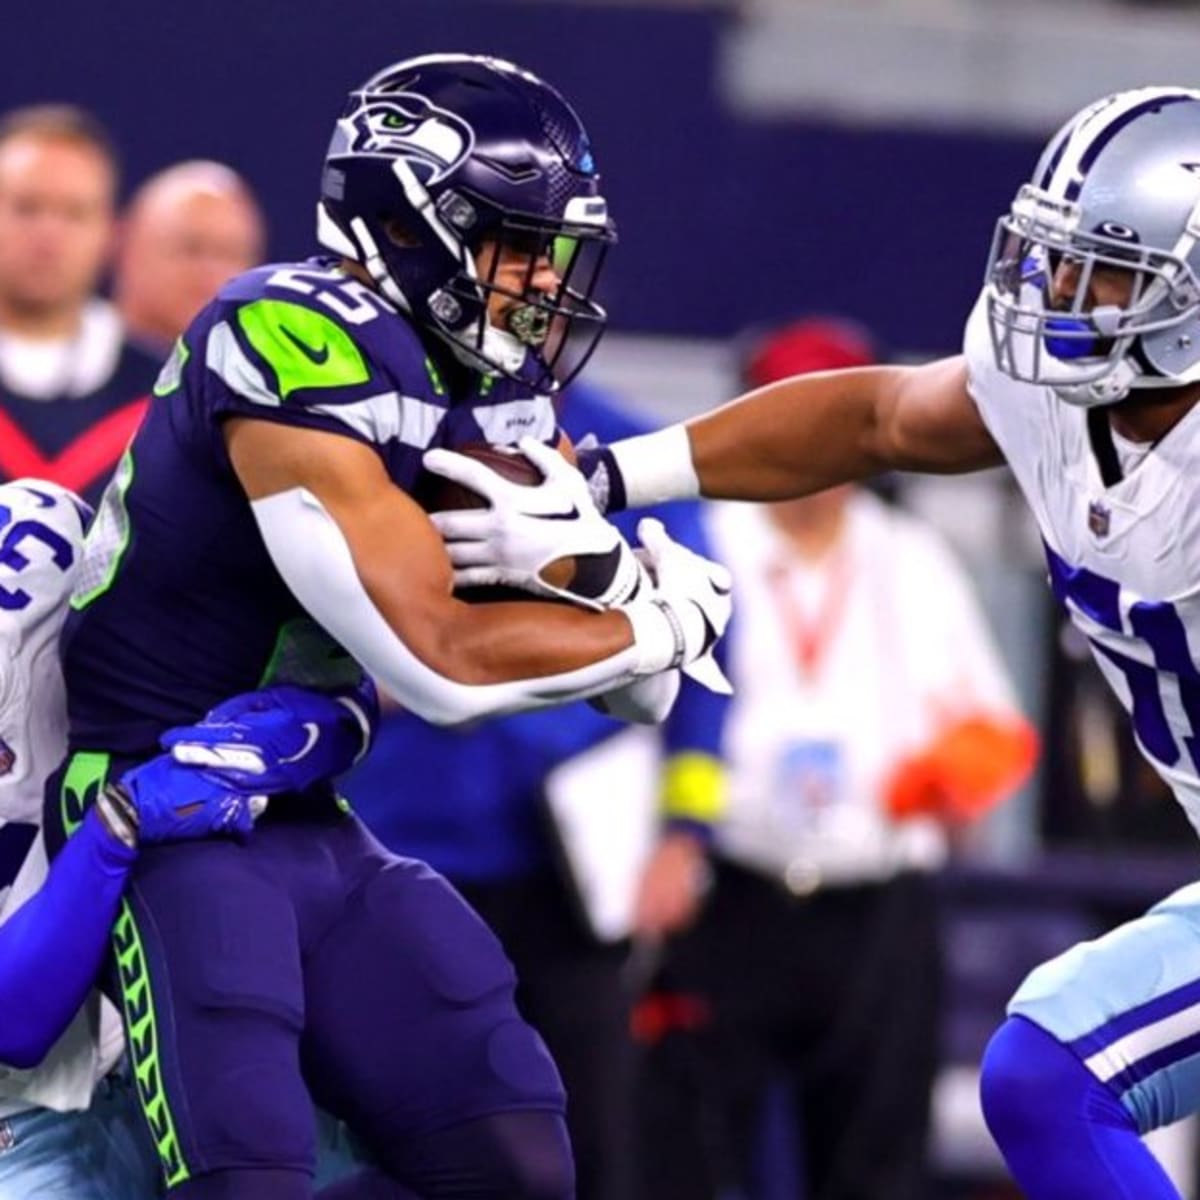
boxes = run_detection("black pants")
[636,860,942,1200]
[456,871,635,1200]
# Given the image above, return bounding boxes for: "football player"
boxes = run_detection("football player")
[424,87,1200,1200]
[48,53,733,1200]
[0,479,378,1198]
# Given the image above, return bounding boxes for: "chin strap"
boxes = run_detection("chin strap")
[1054,356,1142,407]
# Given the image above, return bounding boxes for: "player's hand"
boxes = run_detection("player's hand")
[632,831,710,938]
[160,678,379,793]
[106,756,266,846]
[423,435,645,610]
[635,518,733,694]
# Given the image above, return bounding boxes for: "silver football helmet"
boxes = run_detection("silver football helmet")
[985,87,1200,407]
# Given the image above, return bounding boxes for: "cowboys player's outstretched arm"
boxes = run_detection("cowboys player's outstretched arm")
[226,418,723,725]
[685,357,1002,500]
[568,357,1003,510]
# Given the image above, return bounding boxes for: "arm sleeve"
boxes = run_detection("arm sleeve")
[0,811,133,1069]
[249,487,675,727]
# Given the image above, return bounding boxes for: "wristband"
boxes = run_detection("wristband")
[610,426,700,508]
[95,782,139,850]
[651,598,688,669]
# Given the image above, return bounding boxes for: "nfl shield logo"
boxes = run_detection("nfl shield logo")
[1088,501,1111,538]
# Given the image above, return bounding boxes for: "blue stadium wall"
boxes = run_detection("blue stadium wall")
[3,1,1042,355]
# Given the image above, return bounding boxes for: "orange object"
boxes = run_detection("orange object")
[885,714,1039,824]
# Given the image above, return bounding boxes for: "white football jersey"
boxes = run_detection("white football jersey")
[0,480,123,1115]
[964,291,1200,834]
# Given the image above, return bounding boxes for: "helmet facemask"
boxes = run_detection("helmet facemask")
[433,202,613,391]
[985,184,1200,407]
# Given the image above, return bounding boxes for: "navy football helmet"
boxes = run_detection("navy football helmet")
[318,53,615,391]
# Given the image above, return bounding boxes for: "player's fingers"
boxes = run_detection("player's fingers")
[428,509,493,540]
[636,517,669,554]
[682,652,734,695]
[451,566,511,589]
[442,540,503,568]
[170,741,267,775]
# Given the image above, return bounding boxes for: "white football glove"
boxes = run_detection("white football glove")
[424,436,646,610]
[625,518,733,695]
[589,670,682,725]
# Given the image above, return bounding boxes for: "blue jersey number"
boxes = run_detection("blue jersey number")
[1046,544,1200,770]
[0,519,75,611]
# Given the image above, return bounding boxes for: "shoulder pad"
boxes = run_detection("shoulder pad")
[206,262,440,411]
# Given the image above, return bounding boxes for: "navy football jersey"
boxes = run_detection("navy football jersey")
[62,259,560,757]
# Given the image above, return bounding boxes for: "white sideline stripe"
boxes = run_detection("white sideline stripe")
[1085,999,1200,1084]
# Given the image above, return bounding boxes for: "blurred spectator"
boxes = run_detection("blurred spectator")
[634,318,1037,1200]
[0,105,160,506]
[114,159,265,356]
[345,379,729,1200]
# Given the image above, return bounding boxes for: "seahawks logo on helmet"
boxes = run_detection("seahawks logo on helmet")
[341,93,474,186]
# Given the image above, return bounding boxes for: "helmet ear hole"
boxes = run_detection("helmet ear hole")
[382,218,421,248]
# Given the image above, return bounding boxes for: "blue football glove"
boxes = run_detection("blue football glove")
[108,756,265,845]
[159,678,379,793]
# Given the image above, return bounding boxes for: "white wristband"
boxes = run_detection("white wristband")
[621,598,683,675]
[610,425,700,507]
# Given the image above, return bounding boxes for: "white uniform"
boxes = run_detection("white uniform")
[0,481,124,1118]
[964,292,1200,1132]
[709,492,1020,890]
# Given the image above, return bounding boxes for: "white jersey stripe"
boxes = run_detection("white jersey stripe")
[1084,999,1200,1084]
[310,393,445,448]
[205,321,278,408]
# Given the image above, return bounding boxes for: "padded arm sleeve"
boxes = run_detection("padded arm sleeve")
[0,812,133,1070]
[250,487,673,727]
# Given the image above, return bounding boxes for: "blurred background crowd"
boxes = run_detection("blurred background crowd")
[5,1,1200,1197]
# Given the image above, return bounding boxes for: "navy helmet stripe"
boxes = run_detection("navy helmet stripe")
[1037,126,1073,191]
[1065,93,1199,201]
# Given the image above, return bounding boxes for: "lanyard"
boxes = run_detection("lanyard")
[765,546,853,681]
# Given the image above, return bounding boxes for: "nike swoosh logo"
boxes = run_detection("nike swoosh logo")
[280,325,331,365]
[539,505,581,521]
[279,722,321,764]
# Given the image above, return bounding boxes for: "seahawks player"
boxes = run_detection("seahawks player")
[0,479,378,1198]
[425,87,1200,1200]
[48,54,732,1200]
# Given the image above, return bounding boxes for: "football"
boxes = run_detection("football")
[419,442,545,511]
[419,441,576,595]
